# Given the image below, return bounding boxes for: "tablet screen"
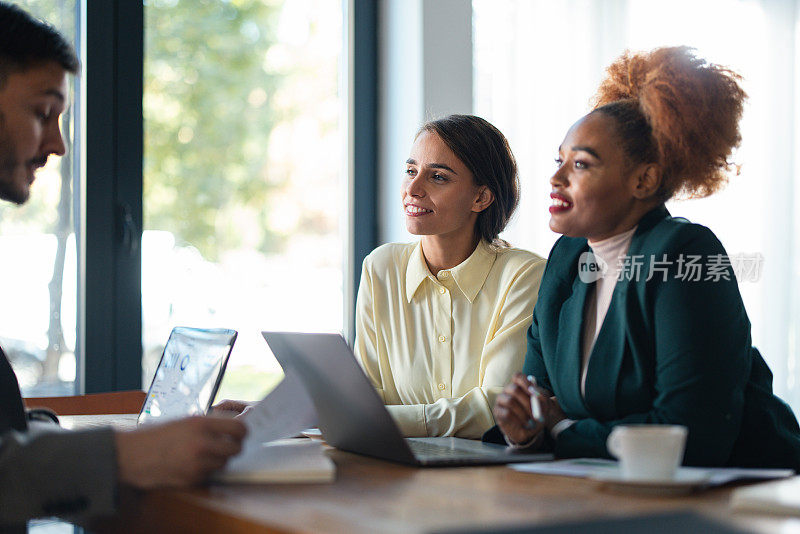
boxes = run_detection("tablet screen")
[138,327,237,424]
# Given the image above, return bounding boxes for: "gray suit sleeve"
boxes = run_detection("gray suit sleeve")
[0,422,118,524]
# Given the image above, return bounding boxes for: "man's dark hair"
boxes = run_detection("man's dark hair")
[0,2,79,86]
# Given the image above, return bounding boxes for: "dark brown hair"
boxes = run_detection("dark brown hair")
[591,46,746,199]
[419,115,519,246]
[0,2,79,87]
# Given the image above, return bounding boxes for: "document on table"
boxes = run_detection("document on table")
[731,476,800,515]
[216,368,330,483]
[511,458,794,486]
[239,366,318,445]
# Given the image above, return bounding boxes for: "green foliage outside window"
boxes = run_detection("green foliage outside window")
[144,0,284,261]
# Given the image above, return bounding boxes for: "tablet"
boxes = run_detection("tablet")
[138,326,237,425]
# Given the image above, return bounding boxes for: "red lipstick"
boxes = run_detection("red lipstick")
[549,192,572,214]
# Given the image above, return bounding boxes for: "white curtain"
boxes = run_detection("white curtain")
[474,0,800,411]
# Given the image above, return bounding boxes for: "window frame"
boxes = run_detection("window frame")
[78,0,376,392]
[81,0,144,393]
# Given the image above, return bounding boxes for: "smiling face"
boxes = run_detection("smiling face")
[402,130,492,244]
[549,112,653,241]
[0,61,68,205]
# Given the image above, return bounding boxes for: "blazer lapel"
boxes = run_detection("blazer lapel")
[552,276,593,418]
[580,204,669,419]
[551,205,670,422]
[583,280,629,419]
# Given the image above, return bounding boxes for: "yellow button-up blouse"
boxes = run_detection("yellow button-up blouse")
[354,240,546,438]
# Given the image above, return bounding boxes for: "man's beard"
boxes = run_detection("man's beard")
[0,109,30,205]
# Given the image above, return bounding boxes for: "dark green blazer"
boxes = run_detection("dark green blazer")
[488,206,800,469]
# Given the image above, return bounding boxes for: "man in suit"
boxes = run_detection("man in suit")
[0,2,246,526]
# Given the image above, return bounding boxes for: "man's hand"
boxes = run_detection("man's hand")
[115,415,247,489]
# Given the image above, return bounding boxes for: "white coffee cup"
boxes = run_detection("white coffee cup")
[606,425,688,480]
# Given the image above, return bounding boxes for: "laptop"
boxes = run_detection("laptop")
[138,326,237,425]
[261,331,552,467]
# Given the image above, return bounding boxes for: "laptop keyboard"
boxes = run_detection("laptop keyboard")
[407,439,483,460]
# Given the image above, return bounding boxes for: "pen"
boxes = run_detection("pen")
[527,375,544,424]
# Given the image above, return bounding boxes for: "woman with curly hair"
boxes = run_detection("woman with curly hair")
[488,46,800,468]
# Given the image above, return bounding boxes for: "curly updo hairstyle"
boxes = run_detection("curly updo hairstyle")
[591,46,747,200]
[419,114,520,247]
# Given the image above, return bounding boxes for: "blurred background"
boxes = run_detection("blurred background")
[2,0,799,415]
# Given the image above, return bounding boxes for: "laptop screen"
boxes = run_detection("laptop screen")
[138,327,237,424]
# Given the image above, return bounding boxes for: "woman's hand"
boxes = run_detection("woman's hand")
[211,399,252,416]
[538,392,566,433]
[493,373,545,445]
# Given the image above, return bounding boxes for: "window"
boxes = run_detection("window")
[143,0,345,400]
[474,0,800,411]
[1,0,80,396]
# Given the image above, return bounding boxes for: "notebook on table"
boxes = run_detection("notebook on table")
[216,438,335,484]
[261,331,553,467]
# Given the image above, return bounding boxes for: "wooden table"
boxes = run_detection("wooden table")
[65,416,800,534]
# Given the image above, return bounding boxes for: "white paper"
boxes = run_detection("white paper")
[511,458,794,486]
[224,368,318,474]
[731,477,800,515]
[704,467,795,485]
[511,458,618,477]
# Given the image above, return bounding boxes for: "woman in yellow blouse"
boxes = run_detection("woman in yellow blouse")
[355,115,546,438]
